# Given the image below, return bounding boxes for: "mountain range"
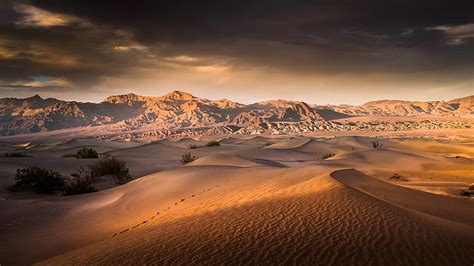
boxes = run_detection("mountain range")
[0,90,472,136]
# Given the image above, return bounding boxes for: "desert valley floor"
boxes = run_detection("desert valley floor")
[0,130,473,265]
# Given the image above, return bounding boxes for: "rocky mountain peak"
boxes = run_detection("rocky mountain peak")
[0,91,473,136]
[159,90,196,101]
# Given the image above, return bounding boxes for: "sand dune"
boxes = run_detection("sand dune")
[1,134,473,265]
[393,138,474,157]
[336,148,440,170]
[264,137,312,149]
[188,154,285,168]
[40,169,473,265]
[236,135,281,146]
[332,169,474,228]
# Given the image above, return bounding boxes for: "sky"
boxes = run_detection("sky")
[0,0,473,105]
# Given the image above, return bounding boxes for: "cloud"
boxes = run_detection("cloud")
[113,45,147,52]
[170,55,199,63]
[194,64,229,73]
[14,3,77,27]
[0,0,473,103]
[0,76,70,89]
[429,23,474,45]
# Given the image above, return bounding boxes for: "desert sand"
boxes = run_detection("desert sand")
[0,132,473,265]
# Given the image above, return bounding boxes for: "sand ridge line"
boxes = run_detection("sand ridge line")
[112,179,232,238]
[330,169,474,228]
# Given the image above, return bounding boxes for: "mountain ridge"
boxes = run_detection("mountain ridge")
[0,91,473,136]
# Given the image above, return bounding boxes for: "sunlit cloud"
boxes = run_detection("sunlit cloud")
[21,76,70,88]
[194,64,230,73]
[429,23,474,45]
[13,4,78,27]
[0,76,71,92]
[0,44,17,59]
[171,55,199,63]
[113,45,148,52]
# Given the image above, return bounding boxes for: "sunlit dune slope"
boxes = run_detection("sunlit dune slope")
[40,168,473,265]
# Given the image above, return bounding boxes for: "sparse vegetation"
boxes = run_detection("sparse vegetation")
[206,141,220,147]
[188,144,198,149]
[63,168,98,196]
[181,152,198,164]
[76,147,99,158]
[63,147,99,159]
[318,153,335,160]
[4,152,32,157]
[8,156,131,195]
[89,157,131,184]
[389,173,406,181]
[8,166,64,194]
[371,140,383,149]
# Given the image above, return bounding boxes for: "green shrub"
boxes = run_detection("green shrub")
[63,147,99,159]
[206,141,220,147]
[181,152,198,165]
[4,152,32,157]
[188,144,198,149]
[318,153,335,160]
[63,168,98,196]
[89,157,131,184]
[9,166,64,194]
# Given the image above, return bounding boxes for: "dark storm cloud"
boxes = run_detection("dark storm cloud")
[29,0,474,42]
[27,0,474,72]
[0,0,473,99]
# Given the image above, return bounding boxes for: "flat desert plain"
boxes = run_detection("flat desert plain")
[0,131,473,265]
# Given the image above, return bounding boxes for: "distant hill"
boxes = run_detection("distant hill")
[0,91,472,136]
[327,96,473,117]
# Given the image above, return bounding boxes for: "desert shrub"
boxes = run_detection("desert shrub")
[63,168,98,196]
[4,152,32,157]
[75,147,99,158]
[9,166,64,194]
[389,173,407,181]
[206,141,220,147]
[181,152,198,165]
[188,144,198,149]
[63,147,99,159]
[89,157,131,184]
[469,183,474,190]
[371,140,383,149]
[459,190,473,197]
[318,153,335,160]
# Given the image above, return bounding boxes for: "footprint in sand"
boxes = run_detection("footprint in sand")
[113,183,227,238]
[119,229,129,234]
